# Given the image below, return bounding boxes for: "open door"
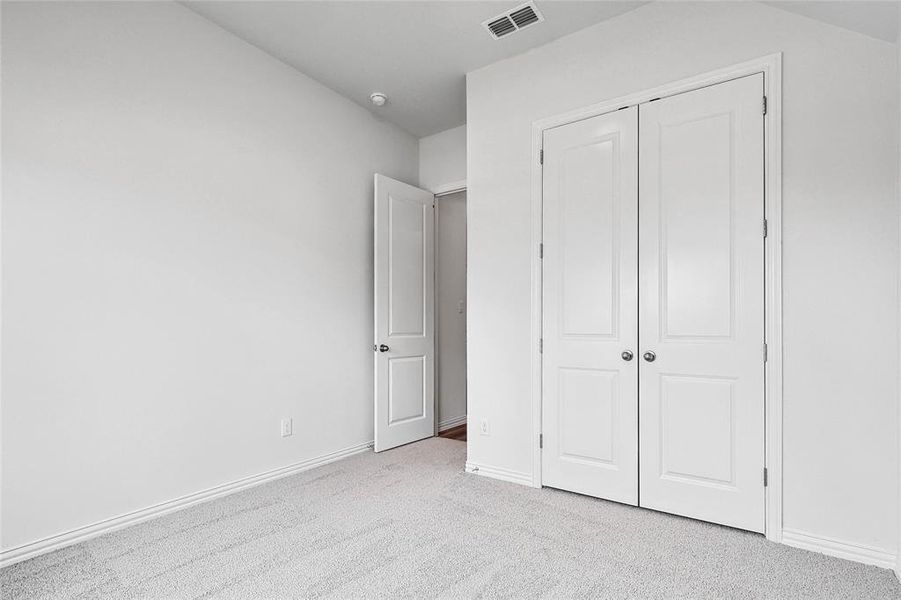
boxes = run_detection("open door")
[374,174,435,452]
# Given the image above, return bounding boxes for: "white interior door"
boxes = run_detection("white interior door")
[638,74,765,532]
[541,107,639,504]
[374,174,435,452]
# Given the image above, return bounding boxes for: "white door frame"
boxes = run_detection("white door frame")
[433,180,467,197]
[528,54,783,542]
[433,183,467,435]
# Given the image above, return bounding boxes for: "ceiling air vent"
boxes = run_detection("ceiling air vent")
[509,4,541,28]
[482,2,544,40]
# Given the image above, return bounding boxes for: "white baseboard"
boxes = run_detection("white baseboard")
[465,461,534,487]
[0,441,373,569]
[438,415,466,432]
[781,528,897,570]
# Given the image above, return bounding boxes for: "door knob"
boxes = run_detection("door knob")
[377,344,390,352]
[621,350,633,361]
[643,351,656,362]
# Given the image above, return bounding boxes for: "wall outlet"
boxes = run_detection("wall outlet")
[280,418,293,437]
[479,419,490,436]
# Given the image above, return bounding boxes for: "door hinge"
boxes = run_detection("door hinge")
[539,149,544,165]
[763,343,768,362]
[763,95,767,115]
[539,338,543,354]
[763,467,769,487]
[539,243,544,259]
[539,433,544,449]
[763,218,768,238]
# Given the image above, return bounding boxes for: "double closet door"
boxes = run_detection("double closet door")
[540,74,765,533]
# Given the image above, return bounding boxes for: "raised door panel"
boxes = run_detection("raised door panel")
[558,368,617,465]
[389,195,426,336]
[659,375,736,486]
[388,356,427,425]
[658,113,734,339]
[560,139,618,338]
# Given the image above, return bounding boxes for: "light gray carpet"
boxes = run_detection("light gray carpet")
[2,438,899,599]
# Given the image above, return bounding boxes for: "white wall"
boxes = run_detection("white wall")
[435,191,467,430]
[418,125,466,193]
[1,1,417,553]
[467,1,899,559]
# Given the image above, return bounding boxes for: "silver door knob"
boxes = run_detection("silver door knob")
[621,350,633,361]
[643,351,656,362]
[378,344,390,353]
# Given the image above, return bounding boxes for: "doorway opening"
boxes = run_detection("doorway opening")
[435,190,467,442]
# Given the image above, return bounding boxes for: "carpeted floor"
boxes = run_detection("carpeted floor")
[2,438,899,599]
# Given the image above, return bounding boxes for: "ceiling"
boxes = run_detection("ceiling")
[183,1,648,137]
[764,1,898,44]
[184,1,899,138]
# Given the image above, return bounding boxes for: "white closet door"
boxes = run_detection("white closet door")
[638,74,765,532]
[542,107,639,504]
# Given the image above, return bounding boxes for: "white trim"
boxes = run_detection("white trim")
[761,54,785,545]
[897,52,901,579]
[432,188,468,437]
[465,462,534,487]
[438,415,467,432]
[0,441,373,568]
[432,179,467,197]
[528,54,784,541]
[782,529,897,570]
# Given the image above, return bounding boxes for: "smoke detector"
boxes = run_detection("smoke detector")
[482,2,544,40]
[370,92,388,107]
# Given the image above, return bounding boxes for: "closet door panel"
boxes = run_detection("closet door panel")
[638,74,765,532]
[541,107,638,504]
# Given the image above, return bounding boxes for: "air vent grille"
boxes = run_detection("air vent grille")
[486,15,516,38]
[482,2,545,40]
[509,5,540,28]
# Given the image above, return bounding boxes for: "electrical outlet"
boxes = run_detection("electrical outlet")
[479,419,490,436]
[280,418,293,438]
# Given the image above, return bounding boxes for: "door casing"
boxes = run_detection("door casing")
[433,185,467,435]
[528,54,783,542]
